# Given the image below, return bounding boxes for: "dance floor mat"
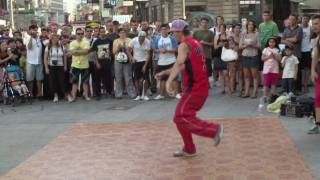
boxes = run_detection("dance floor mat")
[1,118,315,180]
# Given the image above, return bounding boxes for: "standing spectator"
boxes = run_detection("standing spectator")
[259,10,280,48]
[91,27,114,100]
[150,22,162,93]
[301,15,312,93]
[113,29,136,99]
[16,39,27,71]
[240,20,261,98]
[223,36,239,95]
[230,24,244,96]
[69,28,91,102]
[310,15,320,134]
[128,20,139,39]
[261,37,282,101]
[0,41,13,66]
[190,18,200,32]
[210,16,224,36]
[0,27,11,42]
[13,31,22,40]
[211,16,225,86]
[214,24,228,94]
[106,21,113,34]
[44,34,67,102]
[281,45,299,94]
[193,18,215,78]
[24,25,43,98]
[153,24,178,100]
[281,14,303,93]
[7,39,21,66]
[61,35,72,98]
[140,21,149,32]
[122,22,131,34]
[84,26,96,97]
[128,31,151,101]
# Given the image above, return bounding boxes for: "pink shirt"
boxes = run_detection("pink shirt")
[262,47,281,74]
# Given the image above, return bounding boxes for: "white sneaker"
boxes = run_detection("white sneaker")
[134,96,141,101]
[142,96,150,101]
[84,96,91,101]
[176,94,182,100]
[154,95,165,100]
[68,95,75,103]
[53,94,58,103]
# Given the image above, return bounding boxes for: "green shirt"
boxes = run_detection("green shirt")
[70,40,90,69]
[259,21,280,47]
[193,29,215,59]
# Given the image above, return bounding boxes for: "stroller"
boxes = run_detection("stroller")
[2,64,32,106]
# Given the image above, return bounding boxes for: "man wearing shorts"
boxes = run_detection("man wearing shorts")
[69,28,91,102]
[25,25,43,98]
[128,31,151,101]
[153,23,178,100]
[156,20,224,157]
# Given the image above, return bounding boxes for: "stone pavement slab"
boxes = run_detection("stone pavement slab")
[1,118,315,180]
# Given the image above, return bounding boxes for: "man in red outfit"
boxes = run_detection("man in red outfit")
[310,15,320,134]
[156,20,224,157]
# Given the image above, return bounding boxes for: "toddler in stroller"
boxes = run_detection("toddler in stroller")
[2,64,31,105]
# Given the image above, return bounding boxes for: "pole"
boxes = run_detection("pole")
[182,0,185,19]
[10,0,15,29]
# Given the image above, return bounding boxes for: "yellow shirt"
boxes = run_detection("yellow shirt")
[70,39,90,69]
[113,38,131,60]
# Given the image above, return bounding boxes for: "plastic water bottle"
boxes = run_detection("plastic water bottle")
[258,97,265,112]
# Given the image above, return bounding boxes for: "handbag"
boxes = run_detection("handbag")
[116,43,129,64]
[221,47,238,62]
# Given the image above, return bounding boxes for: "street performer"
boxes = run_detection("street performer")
[310,15,320,134]
[156,20,224,157]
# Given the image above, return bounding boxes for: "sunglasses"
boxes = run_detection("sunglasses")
[86,30,93,33]
[77,33,84,35]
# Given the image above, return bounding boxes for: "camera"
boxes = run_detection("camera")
[52,60,58,65]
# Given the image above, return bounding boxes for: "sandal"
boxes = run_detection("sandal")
[242,94,250,98]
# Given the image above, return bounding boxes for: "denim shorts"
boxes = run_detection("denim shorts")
[26,63,44,81]
[241,56,260,69]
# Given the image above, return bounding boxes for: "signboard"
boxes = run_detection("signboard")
[123,1,134,6]
[101,10,111,17]
[112,15,132,24]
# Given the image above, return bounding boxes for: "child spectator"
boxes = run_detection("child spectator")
[281,45,299,94]
[261,36,282,102]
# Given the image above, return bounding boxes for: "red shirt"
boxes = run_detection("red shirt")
[182,37,209,96]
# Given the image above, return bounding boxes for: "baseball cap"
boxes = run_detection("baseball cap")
[170,19,188,32]
[138,31,147,37]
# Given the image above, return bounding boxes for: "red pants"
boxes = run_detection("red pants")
[174,92,220,154]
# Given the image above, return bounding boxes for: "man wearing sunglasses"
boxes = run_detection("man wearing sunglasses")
[69,28,91,102]
[0,27,11,42]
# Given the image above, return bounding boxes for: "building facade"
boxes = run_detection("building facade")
[143,0,300,27]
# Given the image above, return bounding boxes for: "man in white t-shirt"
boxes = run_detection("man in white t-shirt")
[24,25,43,98]
[153,24,178,100]
[128,31,151,101]
[301,15,312,93]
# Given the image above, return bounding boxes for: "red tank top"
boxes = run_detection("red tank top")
[182,37,209,96]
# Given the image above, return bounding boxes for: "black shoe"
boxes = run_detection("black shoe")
[95,96,101,101]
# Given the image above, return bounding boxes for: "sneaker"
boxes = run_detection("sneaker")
[308,125,320,134]
[214,124,224,146]
[134,96,141,101]
[176,93,182,100]
[68,95,75,103]
[173,150,197,157]
[142,96,150,101]
[53,94,58,103]
[154,95,165,100]
[84,96,91,101]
